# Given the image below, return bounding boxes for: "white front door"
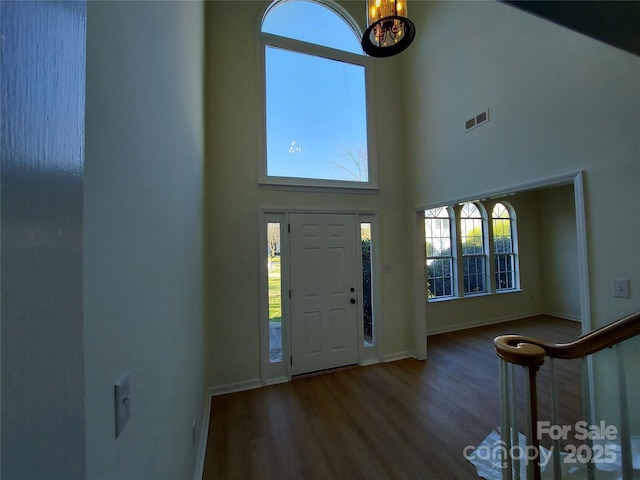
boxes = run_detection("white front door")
[289,213,359,375]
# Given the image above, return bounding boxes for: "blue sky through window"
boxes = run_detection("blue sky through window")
[262,1,369,183]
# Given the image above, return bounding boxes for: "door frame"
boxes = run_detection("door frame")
[259,208,382,385]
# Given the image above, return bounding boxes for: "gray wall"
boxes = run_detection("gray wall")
[1,2,86,478]
[85,1,205,478]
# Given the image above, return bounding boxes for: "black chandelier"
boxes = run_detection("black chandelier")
[362,0,415,57]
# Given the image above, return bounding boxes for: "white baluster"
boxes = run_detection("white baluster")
[524,366,533,480]
[510,363,520,480]
[616,343,633,480]
[549,358,562,479]
[500,358,513,480]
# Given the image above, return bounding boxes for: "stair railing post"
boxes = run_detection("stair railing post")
[494,311,640,480]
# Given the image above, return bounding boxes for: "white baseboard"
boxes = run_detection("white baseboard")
[360,358,382,367]
[426,311,544,336]
[192,380,263,480]
[265,376,289,386]
[384,351,415,363]
[208,379,263,397]
[425,311,582,336]
[193,391,212,480]
[544,311,582,322]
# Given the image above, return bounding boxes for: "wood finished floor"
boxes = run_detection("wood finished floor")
[203,316,582,480]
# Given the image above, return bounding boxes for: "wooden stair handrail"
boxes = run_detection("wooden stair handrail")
[494,311,640,367]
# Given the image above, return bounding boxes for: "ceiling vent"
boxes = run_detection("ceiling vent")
[465,109,490,132]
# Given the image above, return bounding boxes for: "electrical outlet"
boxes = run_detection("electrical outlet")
[612,278,630,298]
[114,370,131,438]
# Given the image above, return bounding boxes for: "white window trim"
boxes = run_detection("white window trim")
[357,213,382,366]
[257,6,378,190]
[259,212,290,385]
[491,201,520,292]
[459,202,489,296]
[423,201,524,302]
[425,206,456,299]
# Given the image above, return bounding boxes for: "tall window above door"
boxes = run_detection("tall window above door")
[260,0,375,188]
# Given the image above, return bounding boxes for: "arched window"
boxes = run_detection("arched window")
[425,207,454,298]
[460,202,486,294]
[424,200,519,301]
[260,1,373,187]
[492,202,518,291]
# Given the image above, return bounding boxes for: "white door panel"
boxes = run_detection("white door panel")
[290,213,358,375]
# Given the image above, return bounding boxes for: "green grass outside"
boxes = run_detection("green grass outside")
[268,256,282,323]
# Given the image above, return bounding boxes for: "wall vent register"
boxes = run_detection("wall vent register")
[465,109,490,132]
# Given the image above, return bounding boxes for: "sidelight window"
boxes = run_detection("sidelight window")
[267,222,283,362]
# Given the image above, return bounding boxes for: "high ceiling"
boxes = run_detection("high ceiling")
[502,1,640,57]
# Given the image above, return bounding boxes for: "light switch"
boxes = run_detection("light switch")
[115,370,131,437]
[612,278,630,299]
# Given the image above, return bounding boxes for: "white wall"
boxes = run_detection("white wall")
[85,2,205,478]
[538,185,581,321]
[403,1,640,329]
[204,1,414,388]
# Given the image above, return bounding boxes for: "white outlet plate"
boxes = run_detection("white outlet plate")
[612,278,630,298]
[115,370,131,437]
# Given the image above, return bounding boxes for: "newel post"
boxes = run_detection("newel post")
[494,336,547,480]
